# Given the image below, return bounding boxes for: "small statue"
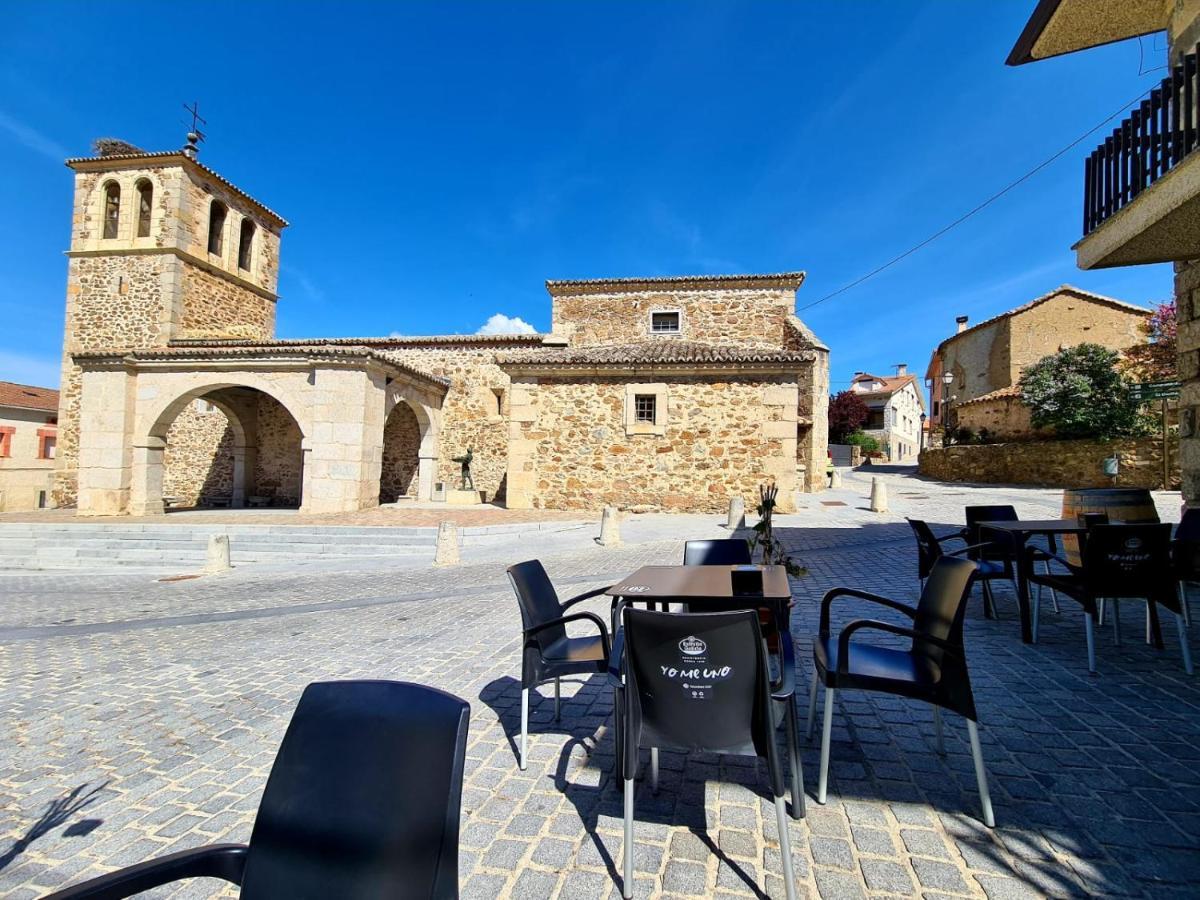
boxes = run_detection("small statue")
[452,448,475,491]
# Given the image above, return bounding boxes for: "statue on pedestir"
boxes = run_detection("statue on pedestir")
[452,448,475,491]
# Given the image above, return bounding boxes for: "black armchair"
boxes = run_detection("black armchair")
[1029,524,1192,674]
[1172,507,1200,627]
[807,556,994,827]
[44,680,471,899]
[682,538,753,566]
[507,559,611,770]
[613,608,804,900]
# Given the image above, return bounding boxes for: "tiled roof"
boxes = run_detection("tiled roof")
[957,385,1023,407]
[933,285,1150,359]
[0,381,59,412]
[545,272,806,295]
[73,344,449,389]
[497,340,815,369]
[65,152,288,227]
[851,373,919,396]
[169,333,544,349]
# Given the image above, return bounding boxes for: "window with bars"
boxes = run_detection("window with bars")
[634,394,657,423]
[650,311,680,333]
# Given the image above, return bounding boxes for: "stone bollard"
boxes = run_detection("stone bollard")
[205,534,231,574]
[598,506,622,546]
[434,521,460,566]
[869,477,888,513]
[829,469,842,489]
[725,496,746,530]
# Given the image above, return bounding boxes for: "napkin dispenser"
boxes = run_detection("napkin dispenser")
[730,564,764,597]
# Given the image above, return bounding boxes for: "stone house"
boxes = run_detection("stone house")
[53,140,829,517]
[847,367,924,462]
[1005,0,1200,502]
[924,286,1150,439]
[0,382,59,511]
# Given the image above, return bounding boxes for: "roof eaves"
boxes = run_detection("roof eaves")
[546,271,806,295]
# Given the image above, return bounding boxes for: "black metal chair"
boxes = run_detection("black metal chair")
[1172,507,1200,627]
[682,538,752,566]
[1029,523,1192,674]
[507,559,611,770]
[44,680,471,899]
[611,608,804,900]
[806,556,995,827]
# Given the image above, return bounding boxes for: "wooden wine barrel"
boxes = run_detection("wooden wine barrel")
[1060,487,1160,566]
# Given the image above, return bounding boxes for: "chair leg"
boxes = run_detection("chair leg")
[1040,559,1060,613]
[1085,613,1097,674]
[774,794,798,900]
[1112,600,1122,646]
[933,706,945,756]
[1178,613,1194,675]
[554,677,561,722]
[1031,588,1041,644]
[817,688,835,804]
[966,719,996,829]
[805,670,819,741]
[785,703,805,819]
[981,581,996,619]
[1098,597,1105,626]
[520,687,530,771]
[622,777,635,899]
[1179,582,1192,628]
[650,748,659,795]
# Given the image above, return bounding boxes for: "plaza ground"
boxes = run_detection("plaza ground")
[1,468,1197,898]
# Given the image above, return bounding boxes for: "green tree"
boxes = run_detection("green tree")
[1019,343,1148,439]
[828,391,869,443]
[844,431,880,452]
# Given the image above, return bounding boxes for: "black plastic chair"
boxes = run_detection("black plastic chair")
[507,559,611,769]
[611,608,804,900]
[806,556,995,827]
[1029,523,1192,674]
[1172,508,1200,627]
[682,538,752,566]
[907,518,967,592]
[44,681,471,900]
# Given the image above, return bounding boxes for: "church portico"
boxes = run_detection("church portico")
[73,347,447,517]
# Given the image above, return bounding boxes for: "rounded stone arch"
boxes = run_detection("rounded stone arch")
[382,384,442,502]
[131,376,310,515]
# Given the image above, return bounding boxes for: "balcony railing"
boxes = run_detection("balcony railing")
[1083,46,1200,237]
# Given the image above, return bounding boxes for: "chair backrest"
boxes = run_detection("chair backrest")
[507,560,566,651]
[906,519,944,580]
[1176,507,1200,542]
[911,556,978,668]
[683,539,753,566]
[1174,508,1200,580]
[622,608,772,760]
[964,506,1018,563]
[1081,524,1178,610]
[241,681,470,900]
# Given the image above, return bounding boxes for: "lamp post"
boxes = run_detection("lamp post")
[941,372,955,444]
[919,412,927,451]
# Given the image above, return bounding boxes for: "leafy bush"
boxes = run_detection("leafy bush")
[844,431,880,452]
[1121,300,1176,382]
[1019,343,1150,439]
[828,391,869,443]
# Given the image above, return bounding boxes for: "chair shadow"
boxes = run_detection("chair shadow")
[0,781,108,872]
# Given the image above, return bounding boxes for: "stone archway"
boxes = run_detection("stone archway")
[133,383,305,515]
[383,383,440,502]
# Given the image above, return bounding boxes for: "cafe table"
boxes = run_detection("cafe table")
[976,519,1088,644]
[604,564,793,634]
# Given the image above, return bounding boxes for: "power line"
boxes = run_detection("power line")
[798,90,1153,313]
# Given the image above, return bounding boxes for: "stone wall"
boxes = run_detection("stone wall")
[919,437,1179,490]
[179,263,275,340]
[507,375,800,512]
[380,401,422,502]
[1177,257,1200,504]
[550,286,796,348]
[955,395,1038,438]
[253,395,302,504]
[162,402,235,506]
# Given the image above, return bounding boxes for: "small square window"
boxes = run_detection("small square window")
[634,394,657,423]
[650,311,680,333]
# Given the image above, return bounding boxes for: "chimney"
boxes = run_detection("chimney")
[893,363,907,376]
[955,315,969,334]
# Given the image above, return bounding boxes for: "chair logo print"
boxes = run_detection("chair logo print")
[679,636,707,655]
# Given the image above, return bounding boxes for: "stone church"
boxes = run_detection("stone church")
[53,137,830,516]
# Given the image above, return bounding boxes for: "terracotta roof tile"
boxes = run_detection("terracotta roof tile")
[497,340,814,369]
[545,272,806,295]
[957,385,1023,407]
[0,381,59,412]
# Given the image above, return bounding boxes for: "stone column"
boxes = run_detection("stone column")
[301,367,387,515]
[504,377,538,509]
[129,436,167,515]
[417,453,437,501]
[229,445,248,508]
[800,348,831,493]
[760,380,800,512]
[76,366,136,516]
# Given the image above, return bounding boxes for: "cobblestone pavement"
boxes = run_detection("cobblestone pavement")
[2,471,1198,899]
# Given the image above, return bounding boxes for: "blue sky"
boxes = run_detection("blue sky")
[0,2,1176,393]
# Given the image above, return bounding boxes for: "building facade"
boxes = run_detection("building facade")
[1007,0,1200,501]
[924,286,1150,439]
[848,369,924,461]
[0,382,58,511]
[54,142,829,517]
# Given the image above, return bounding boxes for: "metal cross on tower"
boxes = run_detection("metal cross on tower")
[182,101,207,142]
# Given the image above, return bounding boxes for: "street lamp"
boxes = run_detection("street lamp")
[919,412,927,451]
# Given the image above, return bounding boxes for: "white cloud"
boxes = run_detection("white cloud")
[476,313,537,335]
[0,109,67,162]
[0,349,61,388]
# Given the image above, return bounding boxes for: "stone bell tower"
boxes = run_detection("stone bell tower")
[52,133,288,506]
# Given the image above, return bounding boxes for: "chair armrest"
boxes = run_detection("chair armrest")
[947,541,999,558]
[936,529,969,544]
[836,620,961,675]
[1023,545,1076,571]
[41,844,248,899]
[607,627,625,688]
[771,630,797,700]
[819,588,915,636]
[526,612,611,657]
[561,585,612,609]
